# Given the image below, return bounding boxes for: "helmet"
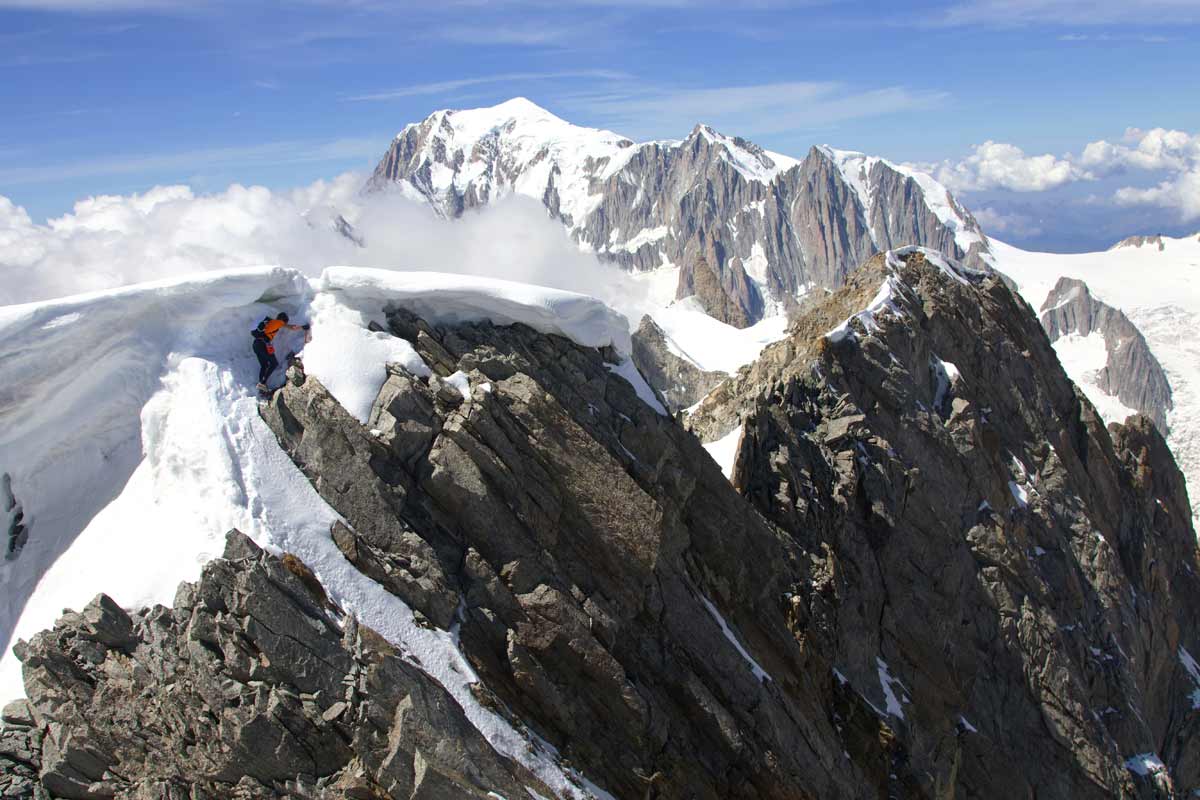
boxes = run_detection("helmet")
[277,312,290,323]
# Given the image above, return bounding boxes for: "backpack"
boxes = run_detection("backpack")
[251,317,271,342]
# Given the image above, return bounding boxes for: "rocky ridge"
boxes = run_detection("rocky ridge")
[688,248,1200,795]
[1039,276,1173,432]
[365,99,992,328]
[1111,235,1167,251]
[5,250,1199,798]
[2,535,555,799]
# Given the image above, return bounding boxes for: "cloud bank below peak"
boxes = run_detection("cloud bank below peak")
[0,176,663,329]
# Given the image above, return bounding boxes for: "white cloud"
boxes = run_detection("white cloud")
[1114,168,1200,221]
[0,177,659,325]
[1080,127,1200,174]
[925,127,1200,221]
[921,141,1087,192]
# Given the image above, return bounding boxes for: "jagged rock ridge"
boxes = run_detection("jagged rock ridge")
[5,251,1199,798]
[1039,276,1173,432]
[3,535,557,799]
[688,249,1200,795]
[1111,234,1166,251]
[365,98,992,327]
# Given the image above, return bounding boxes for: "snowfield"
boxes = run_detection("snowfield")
[0,265,659,799]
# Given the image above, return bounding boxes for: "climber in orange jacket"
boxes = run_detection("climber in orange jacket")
[252,312,308,392]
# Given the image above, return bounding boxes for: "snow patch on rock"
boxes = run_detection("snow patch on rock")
[700,593,771,683]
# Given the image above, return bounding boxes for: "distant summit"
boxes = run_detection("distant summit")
[1110,233,1166,251]
[366,97,993,328]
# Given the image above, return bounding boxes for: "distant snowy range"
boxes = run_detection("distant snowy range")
[2,96,1199,701]
[364,99,1200,529]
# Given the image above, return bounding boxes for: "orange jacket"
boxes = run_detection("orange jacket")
[262,319,287,340]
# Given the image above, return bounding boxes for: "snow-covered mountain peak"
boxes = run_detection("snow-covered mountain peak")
[373,97,639,224]
[369,98,997,328]
[395,96,568,139]
[687,122,802,183]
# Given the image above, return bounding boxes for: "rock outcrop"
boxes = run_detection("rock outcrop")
[1111,234,1166,251]
[1039,276,1173,432]
[630,315,726,412]
[688,249,1200,796]
[6,250,1199,798]
[6,532,553,799]
[365,100,992,327]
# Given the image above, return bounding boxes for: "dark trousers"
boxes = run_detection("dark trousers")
[253,339,278,384]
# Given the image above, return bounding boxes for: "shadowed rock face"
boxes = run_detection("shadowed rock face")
[1039,276,1173,432]
[367,105,992,328]
[7,252,1199,799]
[688,251,1200,797]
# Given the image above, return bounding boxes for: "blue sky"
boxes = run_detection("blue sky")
[2,0,1198,250]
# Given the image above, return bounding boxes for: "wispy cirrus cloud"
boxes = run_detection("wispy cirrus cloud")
[559,80,948,140]
[1058,32,1174,42]
[0,27,53,44]
[1,50,108,67]
[939,0,1200,26]
[437,0,817,7]
[346,69,630,102]
[431,22,579,46]
[0,136,384,186]
[0,0,206,9]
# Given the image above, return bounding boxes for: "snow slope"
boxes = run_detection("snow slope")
[0,266,311,690]
[652,296,789,374]
[992,233,1200,527]
[0,266,662,798]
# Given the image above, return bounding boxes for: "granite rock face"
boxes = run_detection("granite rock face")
[7,532,550,799]
[366,101,992,327]
[7,250,1199,799]
[688,250,1200,797]
[257,311,878,799]
[1039,276,1173,432]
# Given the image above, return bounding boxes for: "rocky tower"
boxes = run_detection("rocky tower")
[365,99,992,328]
[1039,276,1173,432]
[4,251,1198,798]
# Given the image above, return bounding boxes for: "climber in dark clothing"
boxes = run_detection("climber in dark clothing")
[252,312,307,391]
